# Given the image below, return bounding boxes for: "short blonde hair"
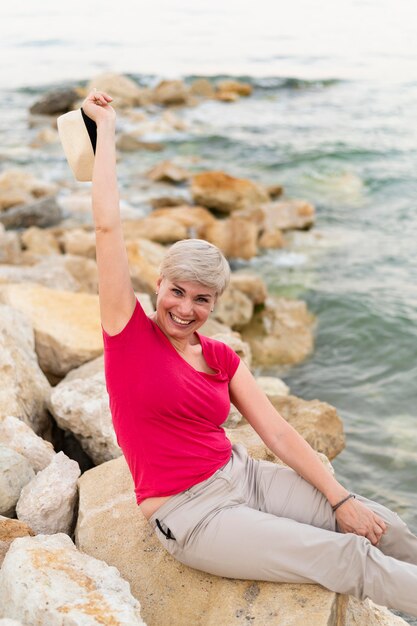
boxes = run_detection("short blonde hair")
[159,239,230,296]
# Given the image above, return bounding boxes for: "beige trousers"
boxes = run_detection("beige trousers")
[148,443,417,617]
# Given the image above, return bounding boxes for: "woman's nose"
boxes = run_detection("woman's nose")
[177,299,194,316]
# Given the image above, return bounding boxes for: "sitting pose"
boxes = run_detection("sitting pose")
[82,89,417,617]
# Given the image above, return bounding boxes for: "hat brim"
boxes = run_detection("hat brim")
[57,108,96,182]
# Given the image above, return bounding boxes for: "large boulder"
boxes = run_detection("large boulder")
[191,171,269,214]
[0,169,57,210]
[146,160,190,184]
[0,533,145,625]
[0,446,35,517]
[0,304,51,433]
[240,296,316,366]
[60,228,96,258]
[214,287,254,329]
[88,72,149,108]
[75,453,340,626]
[203,216,258,260]
[16,452,80,535]
[0,284,103,377]
[0,195,62,230]
[259,198,316,231]
[49,370,120,465]
[0,225,21,264]
[122,216,187,244]
[29,88,80,115]
[0,260,79,292]
[125,238,166,295]
[229,272,267,305]
[152,79,190,106]
[216,80,253,97]
[20,226,61,256]
[0,516,35,567]
[0,416,55,472]
[150,205,216,237]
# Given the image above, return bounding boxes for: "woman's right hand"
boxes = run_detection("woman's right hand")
[81,89,115,126]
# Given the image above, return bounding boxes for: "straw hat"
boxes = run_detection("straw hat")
[57,108,97,182]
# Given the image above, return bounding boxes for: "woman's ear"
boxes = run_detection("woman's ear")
[156,276,163,292]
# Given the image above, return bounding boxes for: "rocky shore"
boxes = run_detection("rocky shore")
[0,73,407,625]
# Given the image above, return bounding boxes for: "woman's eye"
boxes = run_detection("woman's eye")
[172,289,182,296]
[197,298,209,303]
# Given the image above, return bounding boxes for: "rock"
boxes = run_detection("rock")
[260,199,316,231]
[146,160,190,183]
[0,619,26,625]
[126,238,166,295]
[191,171,269,213]
[29,88,80,115]
[0,189,32,212]
[50,254,99,294]
[265,395,345,460]
[20,226,61,255]
[152,79,190,106]
[215,91,239,103]
[0,196,62,230]
[0,261,79,292]
[151,205,216,237]
[240,296,316,366]
[0,284,103,377]
[0,446,35,517]
[0,533,145,624]
[88,72,147,108]
[211,332,252,368]
[122,216,187,244]
[75,453,340,626]
[16,452,80,535]
[116,133,164,152]
[266,184,284,199]
[0,416,55,472]
[0,304,51,433]
[216,80,253,97]
[258,228,286,249]
[0,516,35,567]
[29,126,60,148]
[150,196,187,209]
[203,216,258,260]
[257,376,290,396]
[229,272,267,305]
[60,228,96,258]
[0,225,21,264]
[198,317,236,337]
[342,595,408,625]
[49,371,120,464]
[190,78,216,98]
[0,169,57,200]
[214,287,254,329]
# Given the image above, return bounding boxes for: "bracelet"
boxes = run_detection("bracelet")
[332,493,356,512]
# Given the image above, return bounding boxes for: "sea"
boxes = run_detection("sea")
[1,1,416,621]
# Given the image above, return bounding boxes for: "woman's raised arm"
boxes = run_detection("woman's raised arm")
[82,90,136,335]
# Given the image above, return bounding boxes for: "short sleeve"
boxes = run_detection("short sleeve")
[101,298,149,349]
[223,343,241,381]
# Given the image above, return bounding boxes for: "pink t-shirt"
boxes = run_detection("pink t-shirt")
[102,298,241,504]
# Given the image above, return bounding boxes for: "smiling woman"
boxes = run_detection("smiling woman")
[77,87,417,619]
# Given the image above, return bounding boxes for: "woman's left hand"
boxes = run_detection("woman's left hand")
[335,497,387,546]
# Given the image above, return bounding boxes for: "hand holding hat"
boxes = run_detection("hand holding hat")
[57,89,115,182]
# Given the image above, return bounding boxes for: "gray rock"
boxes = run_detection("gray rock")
[0,416,55,472]
[29,88,79,115]
[0,196,62,229]
[0,446,35,517]
[16,452,80,535]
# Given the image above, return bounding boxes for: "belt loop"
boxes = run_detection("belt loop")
[156,518,175,540]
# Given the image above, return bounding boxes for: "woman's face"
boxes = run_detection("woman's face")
[155,276,217,341]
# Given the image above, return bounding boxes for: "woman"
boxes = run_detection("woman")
[82,89,417,617]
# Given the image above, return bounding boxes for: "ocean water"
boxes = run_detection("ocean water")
[1,1,416,621]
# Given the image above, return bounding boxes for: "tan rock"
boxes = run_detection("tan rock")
[0,304,51,433]
[256,376,290,396]
[0,416,55,472]
[342,595,408,625]
[261,198,316,231]
[198,317,236,337]
[215,91,239,103]
[0,284,103,377]
[0,169,57,200]
[88,72,147,107]
[0,225,21,264]
[126,238,166,295]
[0,516,35,567]
[117,133,164,152]
[190,78,216,98]
[146,160,190,183]
[214,287,254,329]
[0,189,32,212]
[29,126,60,148]
[152,79,190,106]
[123,216,187,244]
[75,451,340,626]
[151,204,216,236]
[150,196,188,209]
[210,332,252,368]
[266,395,345,460]
[229,272,267,305]
[57,254,99,293]
[0,260,79,292]
[61,228,96,258]
[216,80,253,97]
[16,451,80,534]
[191,171,269,213]
[240,296,315,366]
[204,216,258,260]
[258,228,286,249]
[20,226,60,255]
[0,446,35,517]
[0,534,145,624]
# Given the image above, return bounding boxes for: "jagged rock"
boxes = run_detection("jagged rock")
[52,254,99,293]
[75,449,340,626]
[265,395,345,460]
[20,226,61,255]
[0,304,51,433]
[152,79,190,105]
[146,160,190,183]
[0,284,103,377]
[88,72,148,108]
[16,452,80,534]
[216,80,253,97]
[229,272,267,305]
[0,195,62,230]
[60,228,96,258]
[0,446,35,517]
[260,198,316,231]
[0,416,55,472]
[122,216,187,244]
[0,225,21,264]
[125,238,166,296]
[0,533,145,624]
[203,216,258,260]
[0,261,79,292]
[191,171,269,213]
[49,371,120,464]
[256,376,290,396]
[214,287,254,329]
[0,516,35,567]
[240,296,316,366]
[150,205,216,237]
[342,595,408,624]
[29,88,80,115]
